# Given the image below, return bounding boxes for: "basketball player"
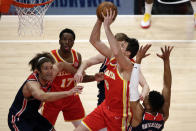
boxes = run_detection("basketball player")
[192,0,196,26]
[141,0,154,28]
[128,45,173,131]
[74,9,151,131]
[42,28,97,128]
[141,0,196,28]
[74,33,149,106]
[8,52,83,131]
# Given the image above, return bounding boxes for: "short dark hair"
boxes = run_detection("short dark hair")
[29,52,55,72]
[148,91,165,112]
[125,37,139,59]
[59,28,75,40]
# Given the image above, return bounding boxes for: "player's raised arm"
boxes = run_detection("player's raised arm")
[89,18,112,58]
[157,45,173,121]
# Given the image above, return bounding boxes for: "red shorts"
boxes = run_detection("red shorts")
[82,101,130,131]
[42,94,85,125]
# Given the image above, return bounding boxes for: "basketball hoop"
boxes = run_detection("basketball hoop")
[12,0,54,36]
[0,0,13,14]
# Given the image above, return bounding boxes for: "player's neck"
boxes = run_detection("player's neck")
[146,110,158,116]
[58,49,72,60]
[38,77,48,87]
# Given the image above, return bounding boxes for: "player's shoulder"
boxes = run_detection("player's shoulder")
[27,72,38,81]
[76,51,82,57]
[51,49,57,53]
[71,49,81,57]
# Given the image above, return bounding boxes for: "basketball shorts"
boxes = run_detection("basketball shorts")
[82,101,128,131]
[42,94,85,125]
[8,110,53,131]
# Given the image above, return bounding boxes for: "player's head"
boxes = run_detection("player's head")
[59,28,75,52]
[143,91,165,112]
[29,52,55,81]
[115,33,128,41]
[123,37,139,59]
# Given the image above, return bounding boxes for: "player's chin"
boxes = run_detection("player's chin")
[45,76,53,81]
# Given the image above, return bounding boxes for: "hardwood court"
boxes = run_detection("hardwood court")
[0,15,196,131]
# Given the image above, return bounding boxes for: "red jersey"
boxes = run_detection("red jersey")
[50,49,79,91]
[104,57,135,98]
[104,57,133,129]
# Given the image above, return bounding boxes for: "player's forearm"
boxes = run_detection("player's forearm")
[139,70,150,98]
[82,75,95,83]
[40,91,72,102]
[89,20,102,45]
[130,64,140,101]
[77,61,89,74]
[164,60,172,89]
[104,25,120,56]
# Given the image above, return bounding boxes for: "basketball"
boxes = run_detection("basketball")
[96,1,118,22]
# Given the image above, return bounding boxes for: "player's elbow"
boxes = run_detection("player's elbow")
[89,38,101,46]
[89,37,95,45]
[113,50,121,58]
[38,93,48,102]
[164,112,169,122]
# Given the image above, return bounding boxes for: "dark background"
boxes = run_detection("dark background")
[134,0,194,15]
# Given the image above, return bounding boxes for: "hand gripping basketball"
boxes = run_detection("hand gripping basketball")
[96,1,118,22]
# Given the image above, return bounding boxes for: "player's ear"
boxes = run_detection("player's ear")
[125,51,131,57]
[36,69,41,74]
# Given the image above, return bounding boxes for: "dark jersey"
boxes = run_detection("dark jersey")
[8,72,53,131]
[128,112,164,131]
[9,72,51,120]
[97,58,109,106]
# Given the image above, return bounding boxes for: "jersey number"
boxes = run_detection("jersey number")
[61,78,74,88]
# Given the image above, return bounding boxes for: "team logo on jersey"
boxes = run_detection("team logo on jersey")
[105,70,115,80]
[57,71,71,76]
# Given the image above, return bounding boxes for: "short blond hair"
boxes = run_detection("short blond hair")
[115,33,128,41]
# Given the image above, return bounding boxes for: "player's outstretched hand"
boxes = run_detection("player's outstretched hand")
[157,45,174,61]
[70,85,83,95]
[136,44,151,64]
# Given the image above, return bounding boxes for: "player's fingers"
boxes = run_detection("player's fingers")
[156,53,162,58]
[160,47,164,54]
[169,46,174,53]
[106,8,109,17]
[144,53,151,58]
[101,12,106,19]
[80,76,83,83]
[144,44,151,52]
[109,8,112,17]
[112,10,115,19]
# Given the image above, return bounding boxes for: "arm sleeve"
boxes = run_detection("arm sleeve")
[129,63,140,102]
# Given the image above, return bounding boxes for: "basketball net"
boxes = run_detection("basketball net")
[13,0,54,36]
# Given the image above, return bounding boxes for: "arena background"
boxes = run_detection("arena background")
[1,0,196,131]
[6,0,194,15]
